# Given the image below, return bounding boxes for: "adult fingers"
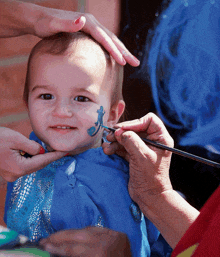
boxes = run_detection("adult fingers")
[110,33,140,67]
[115,129,154,163]
[12,137,45,156]
[49,16,86,34]
[40,227,131,257]
[102,141,126,158]
[40,229,91,245]
[0,129,44,156]
[116,113,174,147]
[3,151,66,181]
[84,23,125,65]
[45,243,86,257]
[115,113,157,132]
[22,151,66,174]
[40,229,94,256]
[82,14,139,67]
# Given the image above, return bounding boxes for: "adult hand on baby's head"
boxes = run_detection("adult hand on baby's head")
[1,1,139,66]
[33,7,86,38]
[34,7,139,67]
[81,13,140,67]
[102,113,174,208]
[39,226,132,257]
[0,127,66,182]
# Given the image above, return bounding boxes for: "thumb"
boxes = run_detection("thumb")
[115,129,151,162]
[12,133,45,156]
[51,16,86,33]
[23,151,66,174]
[17,139,45,156]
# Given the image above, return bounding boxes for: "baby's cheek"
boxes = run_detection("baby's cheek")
[79,107,100,123]
[80,112,96,126]
[84,108,99,120]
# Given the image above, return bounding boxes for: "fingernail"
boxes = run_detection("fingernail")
[39,146,45,154]
[122,57,126,65]
[115,128,123,137]
[133,56,140,65]
[75,17,81,24]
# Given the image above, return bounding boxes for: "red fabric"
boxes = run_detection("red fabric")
[172,186,220,256]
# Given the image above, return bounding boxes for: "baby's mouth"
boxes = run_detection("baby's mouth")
[51,126,75,129]
[50,125,76,133]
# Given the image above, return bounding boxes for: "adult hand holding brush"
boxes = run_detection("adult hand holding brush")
[102,112,200,249]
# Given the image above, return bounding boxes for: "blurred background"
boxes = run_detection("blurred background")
[0,0,121,226]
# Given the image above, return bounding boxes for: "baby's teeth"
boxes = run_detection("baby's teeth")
[55,126,71,129]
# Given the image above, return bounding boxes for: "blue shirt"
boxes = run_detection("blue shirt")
[5,132,171,256]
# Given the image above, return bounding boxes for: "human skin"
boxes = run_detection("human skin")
[39,113,199,255]
[0,0,139,67]
[0,227,132,257]
[27,40,125,154]
[0,127,67,182]
[102,113,200,248]
[40,227,132,257]
[0,0,139,181]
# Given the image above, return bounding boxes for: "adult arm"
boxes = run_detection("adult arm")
[0,127,66,182]
[102,113,200,249]
[0,0,139,66]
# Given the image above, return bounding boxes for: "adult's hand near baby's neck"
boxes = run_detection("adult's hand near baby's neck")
[102,112,200,249]
[0,127,66,182]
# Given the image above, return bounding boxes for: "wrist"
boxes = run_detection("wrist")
[137,189,199,248]
[134,186,176,216]
[137,188,176,218]
[129,176,173,214]
[1,0,42,37]
[18,1,42,36]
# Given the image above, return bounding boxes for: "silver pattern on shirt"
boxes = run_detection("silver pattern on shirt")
[6,158,70,242]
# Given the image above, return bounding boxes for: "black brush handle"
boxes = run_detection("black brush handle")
[105,126,220,169]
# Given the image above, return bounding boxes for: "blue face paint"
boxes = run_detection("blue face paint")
[87,106,105,137]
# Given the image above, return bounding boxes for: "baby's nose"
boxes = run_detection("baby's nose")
[53,100,73,118]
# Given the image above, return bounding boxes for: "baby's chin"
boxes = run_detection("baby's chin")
[47,144,74,153]
[46,144,92,156]
[45,138,102,155]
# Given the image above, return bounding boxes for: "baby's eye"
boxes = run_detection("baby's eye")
[39,94,54,100]
[74,96,90,102]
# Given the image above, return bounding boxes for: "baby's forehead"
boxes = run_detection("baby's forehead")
[30,40,115,87]
[68,40,111,63]
[32,38,112,71]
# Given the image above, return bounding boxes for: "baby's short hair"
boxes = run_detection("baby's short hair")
[24,32,124,106]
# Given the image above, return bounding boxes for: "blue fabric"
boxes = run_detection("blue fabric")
[145,0,220,150]
[5,132,171,256]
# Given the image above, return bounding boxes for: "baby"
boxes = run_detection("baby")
[4,32,171,256]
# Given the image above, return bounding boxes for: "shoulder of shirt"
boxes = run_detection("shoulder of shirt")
[75,148,129,174]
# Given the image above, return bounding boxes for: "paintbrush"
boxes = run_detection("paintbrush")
[102,125,220,169]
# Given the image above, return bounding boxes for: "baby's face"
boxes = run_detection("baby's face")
[28,45,114,154]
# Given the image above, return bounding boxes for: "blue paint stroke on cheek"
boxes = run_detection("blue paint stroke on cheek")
[87,106,105,137]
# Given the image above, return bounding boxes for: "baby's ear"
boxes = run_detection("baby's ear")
[107,100,125,128]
